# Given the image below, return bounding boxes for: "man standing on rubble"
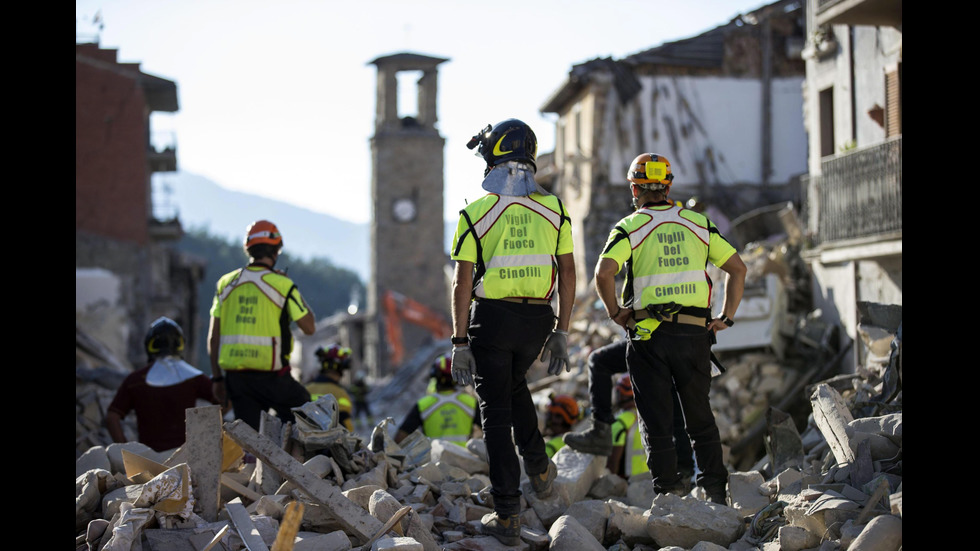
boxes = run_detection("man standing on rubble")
[106,317,219,453]
[563,338,696,483]
[594,153,745,504]
[450,118,576,546]
[208,220,316,431]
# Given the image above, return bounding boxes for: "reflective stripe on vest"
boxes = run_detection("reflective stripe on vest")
[216,268,290,372]
[470,195,563,300]
[627,206,712,310]
[619,411,649,476]
[419,392,477,445]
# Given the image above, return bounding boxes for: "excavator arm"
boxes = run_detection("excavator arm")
[382,290,452,366]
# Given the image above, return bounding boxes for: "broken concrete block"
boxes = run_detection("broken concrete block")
[372,535,423,551]
[848,514,902,551]
[626,474,656,509]
[294,529,352,551]
[809,384,856,466]
[605,502,656,547]
[435,461,472,481]
[774,468,803,501]
[848,413,902,444]
[77,446,112,478]
[777,525,821,551]
[523,478,571,526]
[410,462,445,484]
[847,431,900,462]
[587,472,628,499]
[549,514,605,550]
[466,438,488,462]
[728,471,769,516]
[431,439,489,474]
[564,499,611,544]
[343,484,385,510]
[369,489,438,551]
[645,494,742,549]
[552,446,606,503]
[521,525,550,551]
[344,461,389,491]
[251,494,289,518]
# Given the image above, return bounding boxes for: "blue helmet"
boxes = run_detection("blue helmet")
[467,118,537,176]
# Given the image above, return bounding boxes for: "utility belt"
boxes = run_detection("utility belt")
[630,304,709,327]
[475,296,551,306]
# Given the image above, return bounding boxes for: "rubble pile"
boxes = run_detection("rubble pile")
[76,304,901,551]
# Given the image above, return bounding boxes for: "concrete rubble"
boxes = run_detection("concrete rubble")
[77,223,902,550]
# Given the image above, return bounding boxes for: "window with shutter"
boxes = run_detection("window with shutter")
[885,64,902,137]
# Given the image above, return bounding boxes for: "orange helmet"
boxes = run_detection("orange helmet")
[627,153,674,188]
[615,374,634,405]
[547,394,580,427]
[244,220,283,249]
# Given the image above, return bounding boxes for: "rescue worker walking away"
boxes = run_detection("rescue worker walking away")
[208,220,316,430]
[450,118,576,546]
[594,153,745,504]
[394,354,481,446]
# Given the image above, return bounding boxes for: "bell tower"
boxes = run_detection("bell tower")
[366,52,451,377]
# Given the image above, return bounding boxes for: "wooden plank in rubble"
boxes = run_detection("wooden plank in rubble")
[223,419,383,543]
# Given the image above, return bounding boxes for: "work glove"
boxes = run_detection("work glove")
[647,301,682,321]
[540,330,570,375]
[451,346,477,387]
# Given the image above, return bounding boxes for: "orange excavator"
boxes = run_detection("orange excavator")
[382,289,452,366]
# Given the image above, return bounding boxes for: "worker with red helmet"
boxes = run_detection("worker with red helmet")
[594,153,746,505]
[208,220,316,430]
[543,394,580,458]
[306,343,355,432]
[394,354,481,446]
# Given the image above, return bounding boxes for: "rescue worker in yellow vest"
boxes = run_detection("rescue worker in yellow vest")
[595,153,746,505]
[395,354,481,446]
[208,220,316,431]
[543,394,580,458]
[451,118,576,546]
[305,344,355,432]
[608,374,648,478]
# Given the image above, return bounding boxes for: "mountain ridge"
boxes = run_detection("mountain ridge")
[157,171,455,283]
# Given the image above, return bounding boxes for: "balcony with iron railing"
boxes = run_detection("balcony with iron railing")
[148,130,177,173]
[801,136,901,246]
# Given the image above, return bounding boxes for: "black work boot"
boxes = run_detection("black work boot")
[481,511,521,546]
[530,459,558,498]
[562,419,613,456]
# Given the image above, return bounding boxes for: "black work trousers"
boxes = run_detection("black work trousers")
[626,323,727,495]
[588,338,695,474]
[469,299,554,516]
[225,370,311,430]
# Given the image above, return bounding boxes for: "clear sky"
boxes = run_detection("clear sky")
[76,0,771,224]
